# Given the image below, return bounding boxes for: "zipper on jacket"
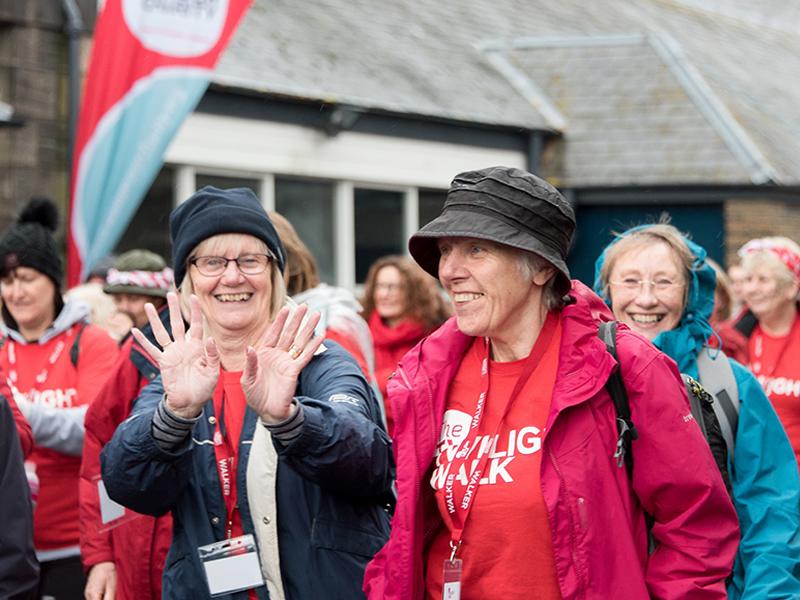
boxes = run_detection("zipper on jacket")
[548,448,586,596]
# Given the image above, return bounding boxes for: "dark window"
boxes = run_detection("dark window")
[196,174,260,194]
[274,177,336,284]
[114,167,174,265]
[419,189,446,227]
[568,203,725,286]
[355,188,404,283]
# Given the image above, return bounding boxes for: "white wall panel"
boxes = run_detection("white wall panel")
[164,113,526,189]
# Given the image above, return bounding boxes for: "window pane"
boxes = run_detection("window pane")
[419,189,446,227]
[355,188,403,283]
[114,167,174,265]
[196,174,260,194]
[274,177,336,284]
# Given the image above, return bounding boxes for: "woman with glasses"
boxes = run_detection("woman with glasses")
[101,187,393,600]
[595,223,800,598]
[361,256,449,433]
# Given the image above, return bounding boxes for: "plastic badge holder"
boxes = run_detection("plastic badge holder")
[93,475,140,532]
[198,534,264,597]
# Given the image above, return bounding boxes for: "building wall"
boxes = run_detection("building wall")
[725,197,800,265]
[0,0,95,229]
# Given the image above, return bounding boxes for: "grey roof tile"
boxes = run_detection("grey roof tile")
[213,0,800,184]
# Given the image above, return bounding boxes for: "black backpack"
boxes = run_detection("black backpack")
[598,321,733,496]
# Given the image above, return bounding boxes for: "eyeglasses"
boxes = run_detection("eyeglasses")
[189,254,273,277]
[609,277,685,295]
[375,282,405,293]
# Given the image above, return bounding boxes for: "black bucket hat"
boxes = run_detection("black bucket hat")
[409,166,575,296]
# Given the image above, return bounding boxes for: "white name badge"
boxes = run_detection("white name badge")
[199,534,265,597]
[98,479,126,524]
[442,558,462,600]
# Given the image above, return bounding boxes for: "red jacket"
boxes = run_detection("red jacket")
[364,281,739,599]
[368,313,430,433]
[79,334,172,600]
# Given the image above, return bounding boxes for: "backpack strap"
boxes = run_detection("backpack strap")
[696,347,739,460]
[70,320,88,368]
[598,321,639,478]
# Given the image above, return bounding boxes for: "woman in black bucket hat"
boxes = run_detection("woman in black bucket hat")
[364,166,738,599]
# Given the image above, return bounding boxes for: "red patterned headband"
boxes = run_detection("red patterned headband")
[739,239,800,281]
[106,267,174,291]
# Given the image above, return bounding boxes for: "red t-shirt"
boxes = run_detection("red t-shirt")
[0,323,118,551]
[749,314,800,462]
[425,323,563,600]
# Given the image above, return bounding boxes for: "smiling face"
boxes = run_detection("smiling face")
[437,237,549,349]
[742,263,799,322]
[608,241,687,341]
[1,267,57,340]
[187,234,274,338]
[373,265,408,326]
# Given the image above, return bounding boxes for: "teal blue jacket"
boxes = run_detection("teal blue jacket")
[594,227,800,598]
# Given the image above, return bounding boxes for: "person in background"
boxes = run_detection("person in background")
[101,187,393,600]
[595,223,800,598]
[706,257,734,327]
[0,198,119,599]
[364,167,737,600]
[80,250,173,600]
[717,237,800,464]
[269,211,375,383]
[85,255,117,286]
[65,283,132,343]
[728,262,747,317]
[361,255,449,432]
[0,388,38,600]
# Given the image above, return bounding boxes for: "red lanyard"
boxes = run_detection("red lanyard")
[444,311,558,559]
[213,383,239,539]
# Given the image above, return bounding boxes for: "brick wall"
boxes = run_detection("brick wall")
[0,0,95,231]
[725,196,800,265]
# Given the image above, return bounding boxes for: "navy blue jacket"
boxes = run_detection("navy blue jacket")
[101,342,394,600]
[0,394,38,599]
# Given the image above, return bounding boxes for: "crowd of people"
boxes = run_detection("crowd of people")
[0,167,799,600]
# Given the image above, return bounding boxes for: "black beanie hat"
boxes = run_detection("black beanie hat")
[0,197,63,287]
[170,186,286,286]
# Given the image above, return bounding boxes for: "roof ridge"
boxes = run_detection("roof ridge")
[646,31,779,184]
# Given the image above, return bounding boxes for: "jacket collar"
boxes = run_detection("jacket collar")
[546,281,617,430]
[397,281,619,437]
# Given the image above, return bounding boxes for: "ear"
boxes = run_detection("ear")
[783,279,800,302]
[532,265,556,286]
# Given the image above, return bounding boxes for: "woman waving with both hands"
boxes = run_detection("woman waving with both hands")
[102,186,392,600]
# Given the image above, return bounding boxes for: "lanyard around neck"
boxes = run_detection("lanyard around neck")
[444,311,558,559]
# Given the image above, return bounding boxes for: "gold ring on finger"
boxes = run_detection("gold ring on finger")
[288,345,302,360]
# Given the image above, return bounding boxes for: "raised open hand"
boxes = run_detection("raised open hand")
[131,292,220,418]
[241,304,324,424]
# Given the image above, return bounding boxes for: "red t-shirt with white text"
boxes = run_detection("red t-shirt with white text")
[749,314,800,462]
[425,325,563,600]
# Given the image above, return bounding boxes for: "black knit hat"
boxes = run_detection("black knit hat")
[170,186,286,286]
[0,197,63,287]
[409,166,575,296]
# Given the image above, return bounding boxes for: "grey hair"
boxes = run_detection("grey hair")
[516,250,562,310]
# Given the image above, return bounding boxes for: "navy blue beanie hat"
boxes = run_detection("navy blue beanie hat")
[170,186,286,286]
